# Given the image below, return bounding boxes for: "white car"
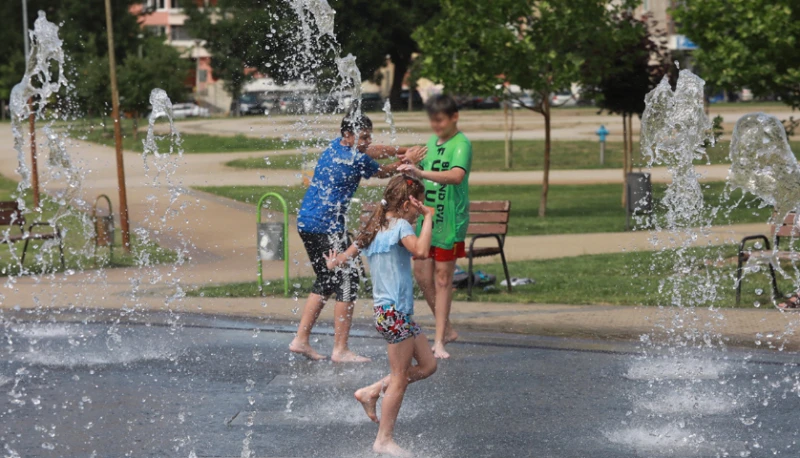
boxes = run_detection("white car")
[551,91,577,107]
[739,88,753,102]
[171,103,210,119]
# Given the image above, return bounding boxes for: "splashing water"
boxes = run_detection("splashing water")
[9,11,68,202]
[728,113,800,222]
[304,0,336,39]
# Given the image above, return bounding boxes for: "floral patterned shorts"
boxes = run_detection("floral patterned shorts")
[374,303,420,344]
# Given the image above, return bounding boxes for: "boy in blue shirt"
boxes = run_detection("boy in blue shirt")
[290,114,426,362]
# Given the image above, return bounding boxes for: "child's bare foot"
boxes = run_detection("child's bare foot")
[354,387,380,423]
[444,329,459,344]
[373,440,412,457]
[331,349,371,363]
[289,339,326,361]
[431,342,450,359]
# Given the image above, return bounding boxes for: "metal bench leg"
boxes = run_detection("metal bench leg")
[735,253,744,305]
[495,235,512,293]
[768,263,780,302]
[21,238,30,266]
[467,251,475,300]
[58,235,65,270]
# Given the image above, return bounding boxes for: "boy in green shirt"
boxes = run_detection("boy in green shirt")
[399,94,472,359]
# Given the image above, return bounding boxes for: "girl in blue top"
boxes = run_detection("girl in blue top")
[325,175,436,457]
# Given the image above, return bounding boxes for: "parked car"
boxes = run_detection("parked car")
[171,103,210,118]
[457,95,501,110]
[360,92,384,112]
[399,89,424,110]
[239,93,267,115]
[278,95,314,114]
[511,93,537,109]
[550,91,577,107]
[739,88,753,102]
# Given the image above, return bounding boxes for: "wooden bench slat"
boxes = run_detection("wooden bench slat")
[469,212,509,223]
[467,223,508,235]
[470,201,510,212]
[468,247,503,257]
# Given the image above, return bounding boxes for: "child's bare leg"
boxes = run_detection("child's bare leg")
[414,258,436,313]
[331,300,370,363]
[355,332,437,424]
[373,338,415,457]
[289,293,327,360]
[432,261,457,359]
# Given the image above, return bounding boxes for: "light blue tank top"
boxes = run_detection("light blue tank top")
[363,218,416,314]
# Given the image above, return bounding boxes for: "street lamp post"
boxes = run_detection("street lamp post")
[104,0,132,252]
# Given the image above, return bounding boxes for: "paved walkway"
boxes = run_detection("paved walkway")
[0,115,797,352]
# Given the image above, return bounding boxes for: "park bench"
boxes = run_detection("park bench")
[737,212,800,305]
[360,200,512,299]
[0,201,65,269]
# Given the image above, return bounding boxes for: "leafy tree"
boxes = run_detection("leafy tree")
[330,0,439,110]
[119,38,191,141]
[185,0,277,116]
[672,0,800,109]
[582,11,672,206]
[0,0,161,116]
[415,0,636,217]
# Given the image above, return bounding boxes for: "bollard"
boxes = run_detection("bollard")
[596,124,609,165]
[92,194,115,263]
[256,192,289,296]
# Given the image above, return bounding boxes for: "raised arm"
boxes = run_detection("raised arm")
[366,144,407,160]
[400,197,433,259]
[400,165,466,185]
[367,144,428,163]
[324,244,361,270]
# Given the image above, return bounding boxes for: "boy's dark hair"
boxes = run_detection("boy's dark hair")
[425,94,459,117]
[340,113,373,136]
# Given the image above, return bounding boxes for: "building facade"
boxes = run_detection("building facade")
[133,0,231,112]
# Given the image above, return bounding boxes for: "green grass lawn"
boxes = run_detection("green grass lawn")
[70,118,306,154]
[223,139,800,172]
[187,245,787,308]
[193,182,771,236]
[0,174,176,275]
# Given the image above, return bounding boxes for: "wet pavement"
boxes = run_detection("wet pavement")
[2,311,800,457]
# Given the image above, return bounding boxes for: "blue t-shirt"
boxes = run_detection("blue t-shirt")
[298,138,381,234]
[363,219,417,314]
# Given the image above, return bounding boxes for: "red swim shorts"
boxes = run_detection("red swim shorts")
[428,241,466,262]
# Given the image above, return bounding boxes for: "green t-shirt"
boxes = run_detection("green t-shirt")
[417,131,472,249]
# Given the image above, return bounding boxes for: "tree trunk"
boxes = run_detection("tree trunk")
[231,86,241,117]
[539,96,551,218]
[504,100,513,169]
[622,113,628,208]
[627,114,634,173]
[389,56,409,111]
[0,99,5,120]
[132,113,139,143]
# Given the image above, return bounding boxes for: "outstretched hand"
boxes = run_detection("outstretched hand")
[323,249,340,270]
[409,195,433,217]
[398,163,421,178]
[400,145,427,164]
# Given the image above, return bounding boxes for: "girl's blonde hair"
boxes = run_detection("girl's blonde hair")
[356,175,425,249]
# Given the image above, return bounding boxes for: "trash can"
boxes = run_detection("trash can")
[92,195,115,262]
[95,214,115,247]
[626,172,652,230]
[257,222,285,261]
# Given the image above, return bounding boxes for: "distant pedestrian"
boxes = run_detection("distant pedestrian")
[400,94,472,359]
[324,175,437,456]
[289,113,426,362]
